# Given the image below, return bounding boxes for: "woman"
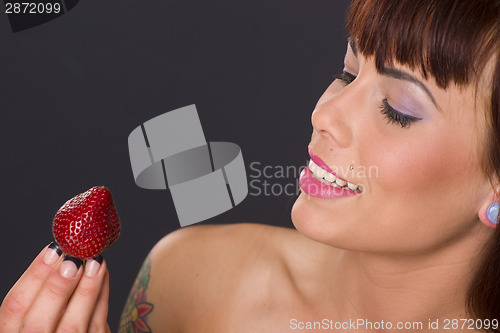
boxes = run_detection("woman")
[2,0,499,331]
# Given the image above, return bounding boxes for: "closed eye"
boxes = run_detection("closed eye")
[379,99,422,128]
[334,71,357,86]
[334,71,422,129]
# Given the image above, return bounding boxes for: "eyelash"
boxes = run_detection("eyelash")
[334,71,421,128]
[334,71,356,86]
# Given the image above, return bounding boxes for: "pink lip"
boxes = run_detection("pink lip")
[299,168,357,199]
[300,147,360,199]
[308,147,347,182]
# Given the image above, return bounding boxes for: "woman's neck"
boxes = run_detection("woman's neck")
[289,225,491,332]
[332,248,471,326]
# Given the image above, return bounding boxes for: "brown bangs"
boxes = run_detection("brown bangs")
[346,0,500,89]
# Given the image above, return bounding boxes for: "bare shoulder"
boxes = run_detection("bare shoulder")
[145,223,300,331]
[149,223,296,288]
[151,222,295,261]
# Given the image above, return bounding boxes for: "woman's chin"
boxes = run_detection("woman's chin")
[291,192,372,252]
[291,192,342,246]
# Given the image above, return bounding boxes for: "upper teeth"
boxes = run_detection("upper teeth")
[308,160,362,192]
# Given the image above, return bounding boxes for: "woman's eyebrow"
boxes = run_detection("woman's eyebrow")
[380,67,441,112]
[345,37,441,112]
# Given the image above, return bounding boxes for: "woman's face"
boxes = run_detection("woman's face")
[291,41,494,254]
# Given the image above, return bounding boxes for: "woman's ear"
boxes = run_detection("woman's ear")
[479,193,500,229]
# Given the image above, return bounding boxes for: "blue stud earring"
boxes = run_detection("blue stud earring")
[487,203,500,225]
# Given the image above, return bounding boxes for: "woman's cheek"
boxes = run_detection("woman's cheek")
[363,134,446,196]
[367,125,478,207]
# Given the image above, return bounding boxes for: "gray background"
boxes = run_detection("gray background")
[0,0,349,330]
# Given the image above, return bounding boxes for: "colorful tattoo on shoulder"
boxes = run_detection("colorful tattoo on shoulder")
[119,256,155,333]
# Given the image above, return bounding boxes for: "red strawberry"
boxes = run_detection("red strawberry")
[52,186,121,259]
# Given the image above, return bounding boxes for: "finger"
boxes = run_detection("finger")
[56,256,106,332]
[0,242,63,331]
[88,268,110,333]
[21,255,83,332]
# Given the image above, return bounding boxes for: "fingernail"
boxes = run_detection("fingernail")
[60,256,82,279]
[43,242,62,265]
[85,255,103,277]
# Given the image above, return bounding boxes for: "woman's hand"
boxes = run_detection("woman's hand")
[0,242,111,332]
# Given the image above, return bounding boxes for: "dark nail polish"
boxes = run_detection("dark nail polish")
[48,241,62,256]
[63,255,83,269]
[93,254,104,265]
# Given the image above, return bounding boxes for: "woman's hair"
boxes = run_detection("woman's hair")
[346,0,500,328]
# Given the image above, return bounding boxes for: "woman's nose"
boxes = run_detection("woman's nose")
[311,83,358,149]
